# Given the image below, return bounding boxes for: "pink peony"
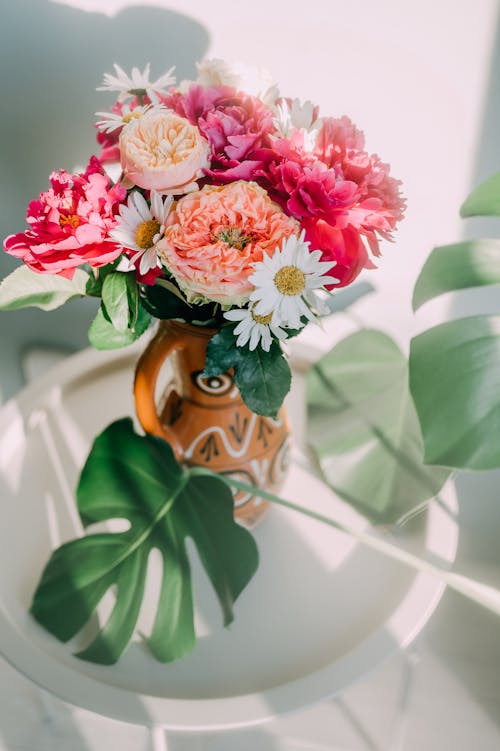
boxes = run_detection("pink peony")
[157,181,299,305]
[314,115,365,167]
[163,84,276,182]
[250,116,405,286]
[278,161,359,224]
[4,157,126,278]
[314,116,405,254]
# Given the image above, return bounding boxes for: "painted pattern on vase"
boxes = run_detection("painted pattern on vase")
[134,320,290,526]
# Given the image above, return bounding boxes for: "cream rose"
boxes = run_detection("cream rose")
[119,109,210,193]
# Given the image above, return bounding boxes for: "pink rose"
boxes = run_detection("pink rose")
[3,158,125,278]
[119,109,210,193]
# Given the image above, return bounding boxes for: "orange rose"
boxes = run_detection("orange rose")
[157,181,299,305]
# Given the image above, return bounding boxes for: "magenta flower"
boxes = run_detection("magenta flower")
[163,84,276,182]
[281,162,359,223]
[4,157,126,278]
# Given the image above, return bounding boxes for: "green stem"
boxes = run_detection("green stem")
[188,467,500,618]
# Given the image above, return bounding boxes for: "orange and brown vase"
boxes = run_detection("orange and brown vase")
[134,320,290,526]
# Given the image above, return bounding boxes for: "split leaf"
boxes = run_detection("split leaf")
[307,329,450,524]
[31,418,259,664]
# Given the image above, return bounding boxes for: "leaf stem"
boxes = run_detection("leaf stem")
[190,469,500,619]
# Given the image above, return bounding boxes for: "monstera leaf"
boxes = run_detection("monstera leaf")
[410,315,500,470]
[460,171,500,217]
[31,419,259,664]
[307,329,450,524]
[409,172,500,469]
[412,239,500,311]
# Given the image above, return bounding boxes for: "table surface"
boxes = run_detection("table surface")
[0,344,458,732]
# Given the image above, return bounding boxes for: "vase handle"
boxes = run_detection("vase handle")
[134,324,184,461]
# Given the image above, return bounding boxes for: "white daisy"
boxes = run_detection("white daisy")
[272,98,322,151]
[224,304,288,352]
[97,63,176,104]
[95,103,157,134]
[109,191,173,275]
[249,231,338,329]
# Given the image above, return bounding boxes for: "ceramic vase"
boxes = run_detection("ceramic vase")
[134,320,290,526]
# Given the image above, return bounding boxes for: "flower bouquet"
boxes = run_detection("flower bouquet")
[0,59,405,664]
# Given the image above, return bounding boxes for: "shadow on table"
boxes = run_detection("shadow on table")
[0,0,210,402]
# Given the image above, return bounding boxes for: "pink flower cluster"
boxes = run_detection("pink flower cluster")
[156,85,405,287]
[3,61,404,295]
[4,158,125,278]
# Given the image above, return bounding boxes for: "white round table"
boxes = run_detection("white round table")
[0,346,458,734]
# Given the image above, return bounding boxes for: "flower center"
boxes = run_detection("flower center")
[216,226,253,251]
[135,219,161,249]
[251,309,273,325]
[59,213,80,229]
[274,265,306,296]
[122,110,143,124]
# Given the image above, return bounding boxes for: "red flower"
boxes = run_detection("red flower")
[303,219,373,288]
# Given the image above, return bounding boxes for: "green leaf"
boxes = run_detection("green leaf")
[307,329,450,524]
[141,282,219,325]
[460,172,500,217]
[412,239,500,310]
[205,324,291,417]
[235,344,291,417]
[101,272,137,332]
[126,273,140,327]
[88,303,151,350]
[410,315,500,469]
[204,323,240,374]
[85,259,125,298]
[0,266,88,311]
[30,418,259,664]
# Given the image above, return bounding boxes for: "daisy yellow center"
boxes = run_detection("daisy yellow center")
[216,226,253,251]
[135,220,161,249]
[251,310,273,325]
[122,111,143,124]
[274,265,306,296]
[59,213,80,229]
